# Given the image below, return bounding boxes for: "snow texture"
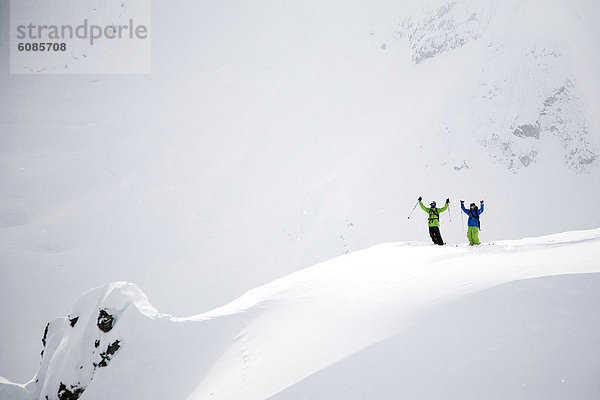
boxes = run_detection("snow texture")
[1,229,600,399]
[1,0,600,387]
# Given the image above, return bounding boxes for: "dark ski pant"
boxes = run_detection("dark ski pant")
[429,226,444,246]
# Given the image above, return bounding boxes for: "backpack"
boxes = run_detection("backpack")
[469,208,481,229]
[428,207,439,225]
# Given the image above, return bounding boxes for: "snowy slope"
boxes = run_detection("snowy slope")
[1,0,600,382]
[1,229,599,400]
[272,273,600,400]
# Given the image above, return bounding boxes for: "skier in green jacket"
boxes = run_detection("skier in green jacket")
[418,197,449,246]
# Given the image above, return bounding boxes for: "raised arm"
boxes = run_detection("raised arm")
[478,201,484,215]
[438,200,449,213]
[419,200,429,213]
[460,200,471,215]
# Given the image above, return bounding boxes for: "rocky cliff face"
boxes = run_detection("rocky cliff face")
[392,0,597,173]
[2,283,150,400]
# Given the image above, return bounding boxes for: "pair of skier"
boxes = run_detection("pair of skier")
[417,197,484,246]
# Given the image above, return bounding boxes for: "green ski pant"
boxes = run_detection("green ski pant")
[467,226,480,245]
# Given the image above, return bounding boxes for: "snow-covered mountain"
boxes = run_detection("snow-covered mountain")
[2,229,600,399]
[1,0,599,385]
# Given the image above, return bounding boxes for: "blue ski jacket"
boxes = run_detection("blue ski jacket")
[461,203,484,227]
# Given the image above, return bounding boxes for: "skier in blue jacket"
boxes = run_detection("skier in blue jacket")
[461,200,484,245]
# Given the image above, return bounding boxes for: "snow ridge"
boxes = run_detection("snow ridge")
[2,229,600,400]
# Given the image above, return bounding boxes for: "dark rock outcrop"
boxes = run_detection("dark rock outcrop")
[97,340,121,368]
[69,316,79,328]
[97,309,115,332]
[57,382,85,400]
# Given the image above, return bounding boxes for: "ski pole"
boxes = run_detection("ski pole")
[448,202,452,222]
[407,200,419,219]
[460,202,465,231]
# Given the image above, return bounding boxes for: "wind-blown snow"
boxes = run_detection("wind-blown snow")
[1,229,599,399]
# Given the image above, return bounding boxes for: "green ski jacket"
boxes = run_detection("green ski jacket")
[419,200,448,227]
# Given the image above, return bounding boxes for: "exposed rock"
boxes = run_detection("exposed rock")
[97,309,115,332]
[41,322,50,357]
[69,316,79,328]
[481,134,539,173]
[396,1,487,64]
[42,322,50,347]
[58,382,85,400]
[519,154,534,167]
[513,123,540,139]
[98,340,121,368]
[538,82,598,171]
[481,78,596,173]
[454,160,470,171]
[3,284,143,400]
